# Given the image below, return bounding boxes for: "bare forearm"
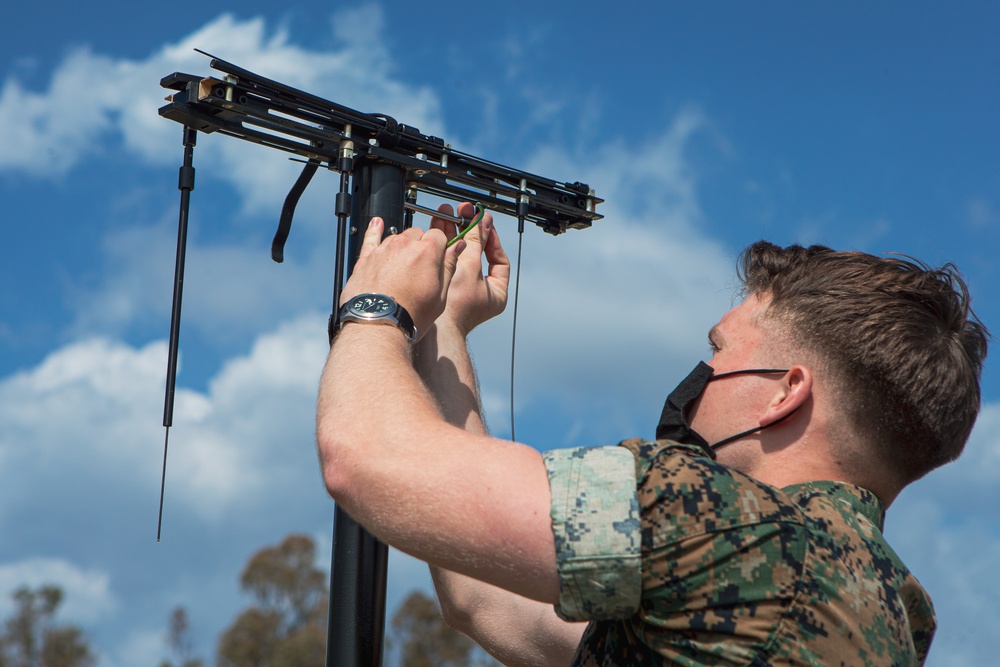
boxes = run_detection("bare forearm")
[316,323,559,603]
[414,321,486,432]
[415,323,492,600]
[415,322,489,598]
[414,323,582,665]
[431,566,583,667]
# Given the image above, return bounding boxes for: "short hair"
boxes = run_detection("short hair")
[738,241,989,484]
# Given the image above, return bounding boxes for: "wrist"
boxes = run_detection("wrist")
[335,320,415,359]
[434,313,476,341]
[336,293,418,343]
[433,316,469,339]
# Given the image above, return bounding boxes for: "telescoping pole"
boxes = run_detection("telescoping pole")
[326,159,405,667]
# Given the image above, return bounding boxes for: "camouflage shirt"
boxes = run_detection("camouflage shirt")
[542,439,935,666]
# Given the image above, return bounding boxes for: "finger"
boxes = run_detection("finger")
[399,226,425,241]
[482,214,509,265]
[430,203,457,240]
[443,238,466,280]
[358,217,384,260]
[471,209,493,248]
[423,221,451,246]
[483,216,511,285]
[456,201,477,220]
[455,202,489,249]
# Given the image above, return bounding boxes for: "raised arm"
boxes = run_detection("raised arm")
[414,204,586,666]
[315,215,558,603]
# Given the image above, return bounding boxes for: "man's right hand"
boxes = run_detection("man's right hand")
[430,202,511,336]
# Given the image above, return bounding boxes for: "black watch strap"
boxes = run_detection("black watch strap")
[390,303,417,341]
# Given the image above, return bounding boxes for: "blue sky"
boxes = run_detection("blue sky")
[1,2,998,665]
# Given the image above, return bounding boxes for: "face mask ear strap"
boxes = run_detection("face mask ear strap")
[709,403,800,452]
[709,368,788,381]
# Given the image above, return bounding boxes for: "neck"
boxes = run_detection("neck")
[718,437,900,507]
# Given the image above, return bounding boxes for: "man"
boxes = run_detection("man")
[316,203,988,666]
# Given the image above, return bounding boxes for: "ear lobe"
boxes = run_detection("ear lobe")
[760,365,812,426]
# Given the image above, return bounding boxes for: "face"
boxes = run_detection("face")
[688,293,785,469]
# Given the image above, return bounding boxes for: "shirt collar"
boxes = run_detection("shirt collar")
[654,440,888,529]
[783,480,886,530]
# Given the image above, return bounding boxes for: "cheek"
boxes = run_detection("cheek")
[686,384,715,429]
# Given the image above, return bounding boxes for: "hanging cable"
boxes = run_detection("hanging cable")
[509,190,527,442]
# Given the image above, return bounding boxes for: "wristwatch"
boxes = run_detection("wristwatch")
[336,293,417,342]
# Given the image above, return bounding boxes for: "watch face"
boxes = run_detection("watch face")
[350,294,394,316]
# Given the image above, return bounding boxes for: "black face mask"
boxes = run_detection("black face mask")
[656,361,791,459]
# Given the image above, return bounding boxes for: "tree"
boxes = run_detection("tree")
[216,535,327,667]
[215,534,500,666]
[0,585,94,667]
[389,590,501,667]
[159,607,203,667]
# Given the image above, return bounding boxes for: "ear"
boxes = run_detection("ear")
[759,365,812,427]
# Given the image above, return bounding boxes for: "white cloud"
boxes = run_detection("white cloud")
[0,9,442,215]
[102,628,164,667]
[0,558,115,625]
[894,403,1000,522]
[70,214,333,343]
[888,403,1000,666]
[0,48,117,175]
[157,312,331,517]
[0,314,328,526]
[465,109,737,442]
[0,338,165,507]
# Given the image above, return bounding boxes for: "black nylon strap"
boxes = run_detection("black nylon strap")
[271,158,321,263]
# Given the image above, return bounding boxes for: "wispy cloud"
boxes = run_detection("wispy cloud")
[0,314,329,529]
[0,9,442,214]
[0,558,115,624]
[889,406,1000,664]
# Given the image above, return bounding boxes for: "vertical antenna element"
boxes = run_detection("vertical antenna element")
[510,180,529,441]
[158,126,197,541]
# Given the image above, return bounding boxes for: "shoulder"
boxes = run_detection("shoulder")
[587,440,812,664]
[779,481,938,664]
[619,438,807,549]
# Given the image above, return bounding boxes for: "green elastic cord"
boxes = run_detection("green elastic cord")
[446,202,485,248]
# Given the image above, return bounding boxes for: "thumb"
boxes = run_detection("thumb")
[443,238,467,280]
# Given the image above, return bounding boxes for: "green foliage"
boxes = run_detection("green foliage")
[0,585,94,667]
[216,534,328,667]
[168,533,501,666]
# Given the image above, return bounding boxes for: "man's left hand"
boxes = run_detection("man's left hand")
[430,202,510,336]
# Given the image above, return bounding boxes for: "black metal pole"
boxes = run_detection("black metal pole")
[326,159,405,667]
[158,125,197,541]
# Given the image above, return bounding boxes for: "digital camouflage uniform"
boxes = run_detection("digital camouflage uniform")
[543,439,935,666]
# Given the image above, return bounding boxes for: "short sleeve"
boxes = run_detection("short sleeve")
[542,446,642,621]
